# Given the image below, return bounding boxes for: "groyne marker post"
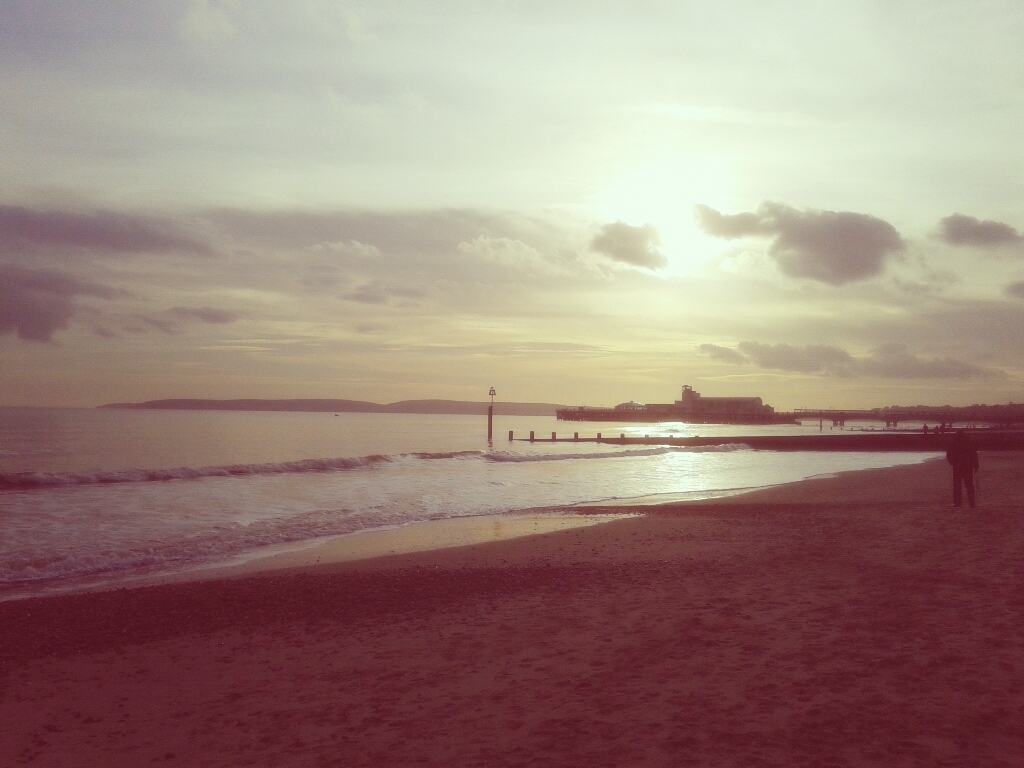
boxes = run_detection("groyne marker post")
[488,387,495,442]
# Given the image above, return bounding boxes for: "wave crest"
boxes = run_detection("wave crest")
[0,454,394,491]
[486,444,749,462]
[0,444,749,492]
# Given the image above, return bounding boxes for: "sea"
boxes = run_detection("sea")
[0,407,940,600]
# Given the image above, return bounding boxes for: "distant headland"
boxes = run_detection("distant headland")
[98,398,560,417]
[99,390,1024,427]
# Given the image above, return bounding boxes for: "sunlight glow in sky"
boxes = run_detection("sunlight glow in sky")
[3,1,1024,409]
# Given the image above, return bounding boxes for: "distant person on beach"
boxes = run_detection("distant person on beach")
[946,430,979,508]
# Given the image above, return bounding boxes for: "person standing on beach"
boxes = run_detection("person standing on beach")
[946,430,980,508]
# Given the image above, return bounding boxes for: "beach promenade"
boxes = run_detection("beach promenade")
[3,454,1023,766]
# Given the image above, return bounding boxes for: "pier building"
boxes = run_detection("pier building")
[556,385,794,424]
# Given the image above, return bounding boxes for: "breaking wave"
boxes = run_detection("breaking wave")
[0,445,750,492]
[0,454,395,491]
[0,503,460,585]
[485,445,749,463]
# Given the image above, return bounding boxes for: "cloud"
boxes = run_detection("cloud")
[695,202,904,285]
[311,240,381,258]
[116,307,238,336]
[693,208,768,238]
[0,206,213,257]
[698,343,747,364]
[700,340,1000,379]
[202,207,613,294]
[128,315,177,335]
[1006,281,1024,300]
[590,221,666,269]
[207,208,550,256]
[338,282,398,304]
[736,341,857,374]
[858,344,997,379]
[182,0,240,43]
[300,4,375,43]
[165,306,238,324]
[458,236,567,277]
[0,265,117,341]
[939,214,1024,248]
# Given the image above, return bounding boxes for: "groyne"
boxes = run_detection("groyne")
[508,431,1024,451]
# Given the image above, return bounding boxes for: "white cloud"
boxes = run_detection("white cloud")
[311,240,381,259]
[182,0,240,43]
[458,236,566,277]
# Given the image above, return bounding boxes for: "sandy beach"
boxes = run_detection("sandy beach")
[3,454,1023,767]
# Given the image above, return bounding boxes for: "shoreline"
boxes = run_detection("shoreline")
[0,453,934,603]
[0,511,635,603]
[4,453,1022,765]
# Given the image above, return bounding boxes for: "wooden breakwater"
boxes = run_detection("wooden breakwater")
[507,430,1024,452]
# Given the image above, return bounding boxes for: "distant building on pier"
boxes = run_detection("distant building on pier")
[557,385,794,424]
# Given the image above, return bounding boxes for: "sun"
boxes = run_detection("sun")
[587,156,737,275]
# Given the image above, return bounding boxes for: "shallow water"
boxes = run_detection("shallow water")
[0,408,937,594]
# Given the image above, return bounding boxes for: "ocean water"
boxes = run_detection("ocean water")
[0,407,937,597]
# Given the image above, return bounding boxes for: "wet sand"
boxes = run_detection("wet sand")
[0,512,633,601]
[3,454,1023,766]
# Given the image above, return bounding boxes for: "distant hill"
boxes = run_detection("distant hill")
[98,398,560,416]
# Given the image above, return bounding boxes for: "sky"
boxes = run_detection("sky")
[3,0,1024,410]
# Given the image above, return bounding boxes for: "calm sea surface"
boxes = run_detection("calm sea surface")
[0,407,937,598]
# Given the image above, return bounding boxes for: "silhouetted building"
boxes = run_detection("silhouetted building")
[558,385,793,424]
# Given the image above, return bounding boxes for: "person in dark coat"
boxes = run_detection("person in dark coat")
[946,430,980,508]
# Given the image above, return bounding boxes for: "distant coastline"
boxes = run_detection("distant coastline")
[98,398,560,417]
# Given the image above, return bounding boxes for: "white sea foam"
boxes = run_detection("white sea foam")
[0,446,751,491]
[0,454,395,490]
[485,445,748,462]
[0,408,937,595]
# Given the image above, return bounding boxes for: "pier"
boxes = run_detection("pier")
[793,407,1024,429]
[554,386,1024,429]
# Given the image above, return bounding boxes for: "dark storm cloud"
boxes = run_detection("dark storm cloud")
[589,221,666,269]
[0,264,117,341]
[0,206,214,256]
[695,202,905,285]
[939,214,1024,248]
[700,340,999,379]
